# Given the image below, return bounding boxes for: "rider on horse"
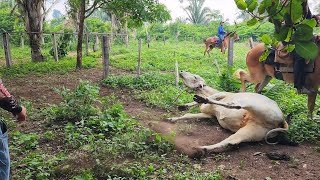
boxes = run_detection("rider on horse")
[217,21,226,46]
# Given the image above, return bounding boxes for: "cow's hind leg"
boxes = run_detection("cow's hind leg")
[197,123,268,153]
[167,113,212,123]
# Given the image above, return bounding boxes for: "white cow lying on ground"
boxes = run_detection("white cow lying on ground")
[168,71,288,155]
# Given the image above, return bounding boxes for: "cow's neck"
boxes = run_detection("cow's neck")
[196,85,219,97]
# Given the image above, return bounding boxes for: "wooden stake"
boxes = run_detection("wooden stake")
[52,33,59,61]
[102,35,110,79]
[249,37,254,49]
[137,39,142,77]
[175,60,179,86]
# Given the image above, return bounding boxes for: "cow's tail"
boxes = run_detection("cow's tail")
[264,121,289,145]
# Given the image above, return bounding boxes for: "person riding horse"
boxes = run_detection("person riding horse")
[217,21,226,46]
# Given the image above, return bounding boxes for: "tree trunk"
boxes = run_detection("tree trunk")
[19,0,44,62]
[76,0,85,69]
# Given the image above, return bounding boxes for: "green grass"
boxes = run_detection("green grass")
[2,40,320,179]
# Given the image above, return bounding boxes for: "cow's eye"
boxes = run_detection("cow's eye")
[194,76,197,79]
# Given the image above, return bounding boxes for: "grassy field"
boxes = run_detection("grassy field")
[0,39,319,179]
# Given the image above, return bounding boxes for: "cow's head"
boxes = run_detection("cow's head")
[179,71,206,90]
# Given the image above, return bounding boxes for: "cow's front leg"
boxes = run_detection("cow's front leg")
[178,101,199,111]
[167,113,212,123]
[197,123,268,153]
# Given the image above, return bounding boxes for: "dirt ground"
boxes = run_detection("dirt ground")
[5,67,320,180]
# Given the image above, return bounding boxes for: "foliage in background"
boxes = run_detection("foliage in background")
[235,0,319,60]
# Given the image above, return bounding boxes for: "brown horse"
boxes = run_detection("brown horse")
[236,41,320,117]
[203,32,239,57]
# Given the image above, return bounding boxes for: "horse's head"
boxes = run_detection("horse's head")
[228,31,240,41]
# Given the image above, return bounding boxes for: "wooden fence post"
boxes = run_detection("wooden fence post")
[163,37,166,45]
[2,32,12,67]
[52,33,59,62]
[20,33,24,48]
[175,60,179,86]
[102,35,110,79]
[227,37,234,76]
[125,34,129,48]
[193,36,195,42]
[249,37,254,49]
[93,34,99,52]
[85,33,89,55]
[228,37,234,66]
[137,39,142,77]
[147,36,150,48]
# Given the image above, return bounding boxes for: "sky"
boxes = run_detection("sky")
[49,0,239,23]
[158,0,239,23]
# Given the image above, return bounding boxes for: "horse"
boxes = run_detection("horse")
[203,32,239,57]
[236,40,320,117]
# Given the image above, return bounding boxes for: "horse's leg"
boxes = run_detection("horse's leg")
[204,45,208,56]
[255,75,272,93]
[207,47,213,57]
[307,92,317,119]
[238,71,251,92]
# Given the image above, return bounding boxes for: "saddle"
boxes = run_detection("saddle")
[264,37,320,80]
[208,36,220,48]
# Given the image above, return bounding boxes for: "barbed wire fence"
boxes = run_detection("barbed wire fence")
[1,31,240,81]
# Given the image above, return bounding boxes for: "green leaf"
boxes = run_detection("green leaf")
[284,28,293,42]
[275,26,289,41]
[261,34,272,44]
[247,0,258,12]
[283,44,295,53]
[291,0,303,23]
[295,41,319,60]
[259,49,270,61]
[235,0,248,10]
[258,2,266,14]
[292,24,313,42]
[301,19,317,28]
[247,18,258,26]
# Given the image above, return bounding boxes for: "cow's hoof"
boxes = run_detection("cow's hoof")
[193,95,208,104]
[178,105,189,111]
[191,146,208,159]
[166,118,177,123]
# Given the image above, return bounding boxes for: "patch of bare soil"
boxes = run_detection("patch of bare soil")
[5,67,320,180]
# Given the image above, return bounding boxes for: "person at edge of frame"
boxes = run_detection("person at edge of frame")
[0,79,27,180]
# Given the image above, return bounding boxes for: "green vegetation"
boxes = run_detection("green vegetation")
[8,81,222,179]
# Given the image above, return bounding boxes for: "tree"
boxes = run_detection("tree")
[67,0,170,69]
[182,0,211,25]
[235,0,319,60]
[206,9,223,22]
[14,0,60,62]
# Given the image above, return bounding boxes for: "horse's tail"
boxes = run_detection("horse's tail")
[233,69,248,80]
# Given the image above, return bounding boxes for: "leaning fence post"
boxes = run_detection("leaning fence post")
[2,32,12,67]
[213,58,221,76]
[20,33,24,48]
[175,60,179,86]
[249,37,254,49]
[52,33,59,62]
[102,35,110,79]
[137,39,142,77]
[163,37,166,45]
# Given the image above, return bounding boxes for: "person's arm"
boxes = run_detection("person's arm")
[0,82,26,122]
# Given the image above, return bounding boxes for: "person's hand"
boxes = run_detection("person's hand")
[16,106,27,122]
